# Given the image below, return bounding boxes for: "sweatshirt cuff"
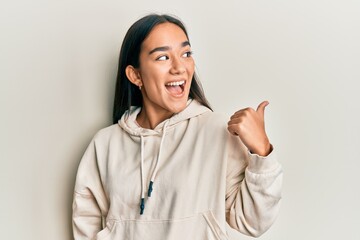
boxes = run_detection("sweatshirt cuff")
[247,145,280,174]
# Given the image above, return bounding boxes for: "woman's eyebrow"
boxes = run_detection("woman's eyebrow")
[148,41,191,55]
[149,46,170,55]
[181,41,191,48]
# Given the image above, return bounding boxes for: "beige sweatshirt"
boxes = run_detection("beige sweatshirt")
[72,99,283,240]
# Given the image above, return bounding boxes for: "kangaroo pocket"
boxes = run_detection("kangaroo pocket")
[96,211,228,240]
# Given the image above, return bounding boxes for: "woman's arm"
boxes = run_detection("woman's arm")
[72,139,109,240]
[225,101,283,237]
[225,138,282,237]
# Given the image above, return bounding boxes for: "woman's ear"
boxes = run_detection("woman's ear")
[125,65,142,88]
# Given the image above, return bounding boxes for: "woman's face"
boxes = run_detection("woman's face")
[137,22,195,115]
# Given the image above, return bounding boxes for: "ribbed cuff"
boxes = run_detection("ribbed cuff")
[247,145,280,174]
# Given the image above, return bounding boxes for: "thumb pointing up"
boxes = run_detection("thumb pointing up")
[227,100,271,156]
[256,101,269,119]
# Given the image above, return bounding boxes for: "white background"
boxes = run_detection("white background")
[1,0,359,239]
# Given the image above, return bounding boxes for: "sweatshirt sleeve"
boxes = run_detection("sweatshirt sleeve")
[225,134,283,237]
[72,138,109,240]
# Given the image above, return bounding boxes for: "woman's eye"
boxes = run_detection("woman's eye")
[156,55,169,61]
[182,51,193,58]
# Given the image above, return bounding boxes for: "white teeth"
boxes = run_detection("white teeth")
[166,80,185,86]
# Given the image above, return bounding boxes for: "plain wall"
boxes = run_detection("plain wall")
[1,0,359,239]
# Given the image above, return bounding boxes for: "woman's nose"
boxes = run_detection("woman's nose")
[170,57,185,75]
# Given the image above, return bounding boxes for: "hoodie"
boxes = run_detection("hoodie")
[72,99,283,240]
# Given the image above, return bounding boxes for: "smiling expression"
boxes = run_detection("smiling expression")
[135,22,195,118]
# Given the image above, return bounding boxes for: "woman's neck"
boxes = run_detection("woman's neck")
[136,105,173,130]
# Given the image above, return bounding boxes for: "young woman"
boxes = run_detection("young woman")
[72,14,282,240]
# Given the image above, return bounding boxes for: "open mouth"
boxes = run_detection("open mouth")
[165,80,186,96]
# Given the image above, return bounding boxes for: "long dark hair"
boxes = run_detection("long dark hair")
[113,14,212,124]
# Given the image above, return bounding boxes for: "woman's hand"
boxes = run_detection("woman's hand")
[227,101,272,156]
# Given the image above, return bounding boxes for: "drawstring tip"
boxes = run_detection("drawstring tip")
[140,198,145,215]
[147,181,154,197]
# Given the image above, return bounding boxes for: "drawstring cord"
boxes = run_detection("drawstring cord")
[139,120,169,215]
[148,120,169,197]
[140,135,145,215]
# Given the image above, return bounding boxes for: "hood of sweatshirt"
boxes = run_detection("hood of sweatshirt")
[119,99,211,136]
[118,99,211,214]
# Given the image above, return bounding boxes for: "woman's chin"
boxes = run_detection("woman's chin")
[168,100,188,114]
